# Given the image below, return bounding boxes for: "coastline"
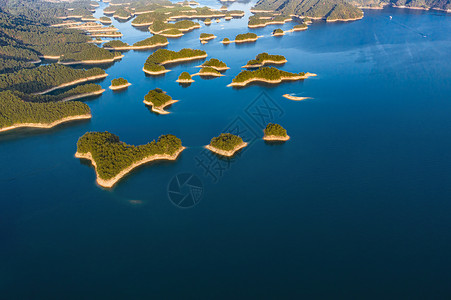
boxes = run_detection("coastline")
[103,42,169,50]
[109,83,131,90]
[75,146,185,188]
[33,73,108,95]
[199,35,217,41]
[196,64,229,71]
[176,78,195,83]
[158,54,208,65]
[205,142,248,157]
[263,135,290,141]
[248,18,292,28]
[59,55,124,65]
[0,114,91,133]
[142,67,171,75]
[143,99,178,114]
[282,94,312,101]
[227,72,317,87]
[61,89,105,101]
[191,72,224,77]
[242,59,287,68]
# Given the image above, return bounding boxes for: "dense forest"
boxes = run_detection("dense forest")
[15,84,103,102]
[209,133,244,151]
[76,131,183,180]
[235,33,258,41]
[144,48,206,65]
[149,20,200,33]
[201,58,228,69]
[144,88,172,107]
[178,72,192,81]
[0,90,91,129]
[264,123,288,137]
[0,64,105,94]
[246,53,286,67]
[199,67,221,76]
[111,78,129,86]
[232,67,304,83]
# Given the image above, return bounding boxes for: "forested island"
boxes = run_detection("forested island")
[243,53,287,68]
[143,88,178,114]
[143,48,207,75]
[99,16,113,24]
[224,33,260,44]
[206,133,248,157]
[228,67,316,87]
[193,67,223,77]
[103,35,169,50]
[199,33,216,41]
[263,123,290,141]
[248,14,292,28]
[0,91,91,133]
[197,58,229,71]
[177,72,195,83]
[76,132,185,188]
[149,20,201,36]
[109,78,131,90]
[0,64,107,95]
[272,28,285,36]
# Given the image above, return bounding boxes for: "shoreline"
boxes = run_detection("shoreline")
[143,99,178,114]
[34,73,108,95]
[205,142,248,157]
[149,24,201,35]
[103,42,169,50]
[176,78,195,83]
[263,135,290,141]
[326,15,364,22]
[109,83,131,90]
[199,35,217,41]
[75,147,185,188]
[228,72,317,87]
[0,114,91,133]
[61,89,105,101]
[282,94,312,101]
[196,64,229,71]
[158,54,208,65]
[38,55,61,60]
[242,59,287,68]
[90,33,123,37]
[191,72,224,77]
[248,18,292,28]
[59,55,124,65]
[142,67,171,75]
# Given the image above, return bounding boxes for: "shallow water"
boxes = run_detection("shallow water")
[1,1,451,298]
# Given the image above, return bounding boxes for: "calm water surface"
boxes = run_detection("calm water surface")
[1,1,451,298]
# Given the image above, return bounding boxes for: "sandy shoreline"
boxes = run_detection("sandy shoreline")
[143,99,178,114]
[75,146,185,188]
[282,94,312,101]
[205,142,248,157]
[59,55,124,65]
[0,114,91,133]
[228,72,316,87]
[61,89,105,101]
[263,135,290,141]
[103,42,169,50]
[38,55,61,60]
[242,59,287,68]
[142,67,171,75]
[199,35,217,41]
[34,73,108,95]
[158,54,208,65]
[248,18,292,28]
[196,64,229,71]
[109,83,131,90]
[191,72,224,77]
[176,78,195,83]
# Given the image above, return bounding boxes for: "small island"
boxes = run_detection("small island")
[228,67,316,87]
[221,37,232,44]
[149,20,201,36]
[196,58,229,71]
[193,67,223,77]
[176,72,195,83]
[113,8,134,20]
[143,48,207,75]
[143,88,178,114]
[263,123,290,141]
[206,133,248,157]
[222,33,260,44]
[75,132,185,188]
[99,16,112,24]
[109,78,131,90]
[0,91,91,133]
[282,94,312,101]
[204,18,212,25]
[199,33,216,41]
[103,35,169,50]
[242,53,287,68]
[272,28,285,36]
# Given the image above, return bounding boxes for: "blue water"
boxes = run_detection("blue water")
[1,1,451,298]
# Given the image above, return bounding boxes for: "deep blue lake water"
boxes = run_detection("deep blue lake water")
[1,1,451,298]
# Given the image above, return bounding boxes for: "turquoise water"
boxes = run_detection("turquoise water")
[1,1,451,298]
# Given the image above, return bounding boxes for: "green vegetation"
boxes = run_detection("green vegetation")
[204,18,212,23]
[143,62,167,73]
[103,40,130,48]
[200,58,227,69]
[248,14,290,27]
[235,32,258,41]
[60,48,122,63]
[252,0,363,21]
[232,67,304,83]
[0,64,106,94]
[209,133,244,151]
[293,23,308,30]
[15,84,103,103]
[199,67,221,75]
[200,33,215,39]
[178,72,192,81]
[222,37,230,42]
[76,132,183,180]
[149,20,199,33]
[144,88,172,107]
[273,28,284,34]
[264,123,287,137]
[100,16,112,23]
[160,28,183,36]
[0,91,90,130]
[145,48,206,65]
[111,78,129,86]
[246,53,286,67]
[113,8,133,19]
[133,35,168,47]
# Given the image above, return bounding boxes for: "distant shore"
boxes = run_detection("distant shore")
[34,73,108,95]
[0,114,91,133]
[205,142,248,157]
[75,147,185,188]
[227,72,317,87]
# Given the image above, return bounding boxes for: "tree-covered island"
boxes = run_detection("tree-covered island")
[234,33,259,43]
[103,35,169,50]
[109,78,131,90]
[228,67,316,87]
[0,91,91,133]
[194,67,223,77]
[143,88,178,114]
[272,28,285,36]
[243,53,287,68]
[176,72,194,83]
[199,33,216,41]
[149,20,201,36]
[75,132,185,188]
[263,123,290,141]
[206,133,248,157]
[143,48,207,75]
[248,14,292,28]
[196,58,229,71]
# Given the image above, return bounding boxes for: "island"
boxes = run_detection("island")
[263,123,290,141]
[248,14,292,28]
[205,133,248,157]
[143,48,207,75]
[228,67,316,87]
[272,28,285,36]
[103,35,169,50]
[143,88,178,114]
[283,94,312,101]
[204,18,212,25]
[196,58,229,71]
[176,72,195,83]
[99,16,112,24]
[222,33,260,44]
[291,23,308,31]
[113,8,134,20]
[149,20,201,36]
[221,37,232,44]
[142,63,169,75]
[242,53,287,68]
[193,67,223,77]
[199,33,216,41]
[0,91,91,133]
[75,132,185,188]
[109,78,131,90]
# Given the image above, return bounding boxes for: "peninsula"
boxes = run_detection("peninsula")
[242,53,287,68]
[143,88,178,114]
[109,78,131,90]
[263,123,290,141]
[75,132,185,188]
[228,67,316,87]
[206,133,248,157]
